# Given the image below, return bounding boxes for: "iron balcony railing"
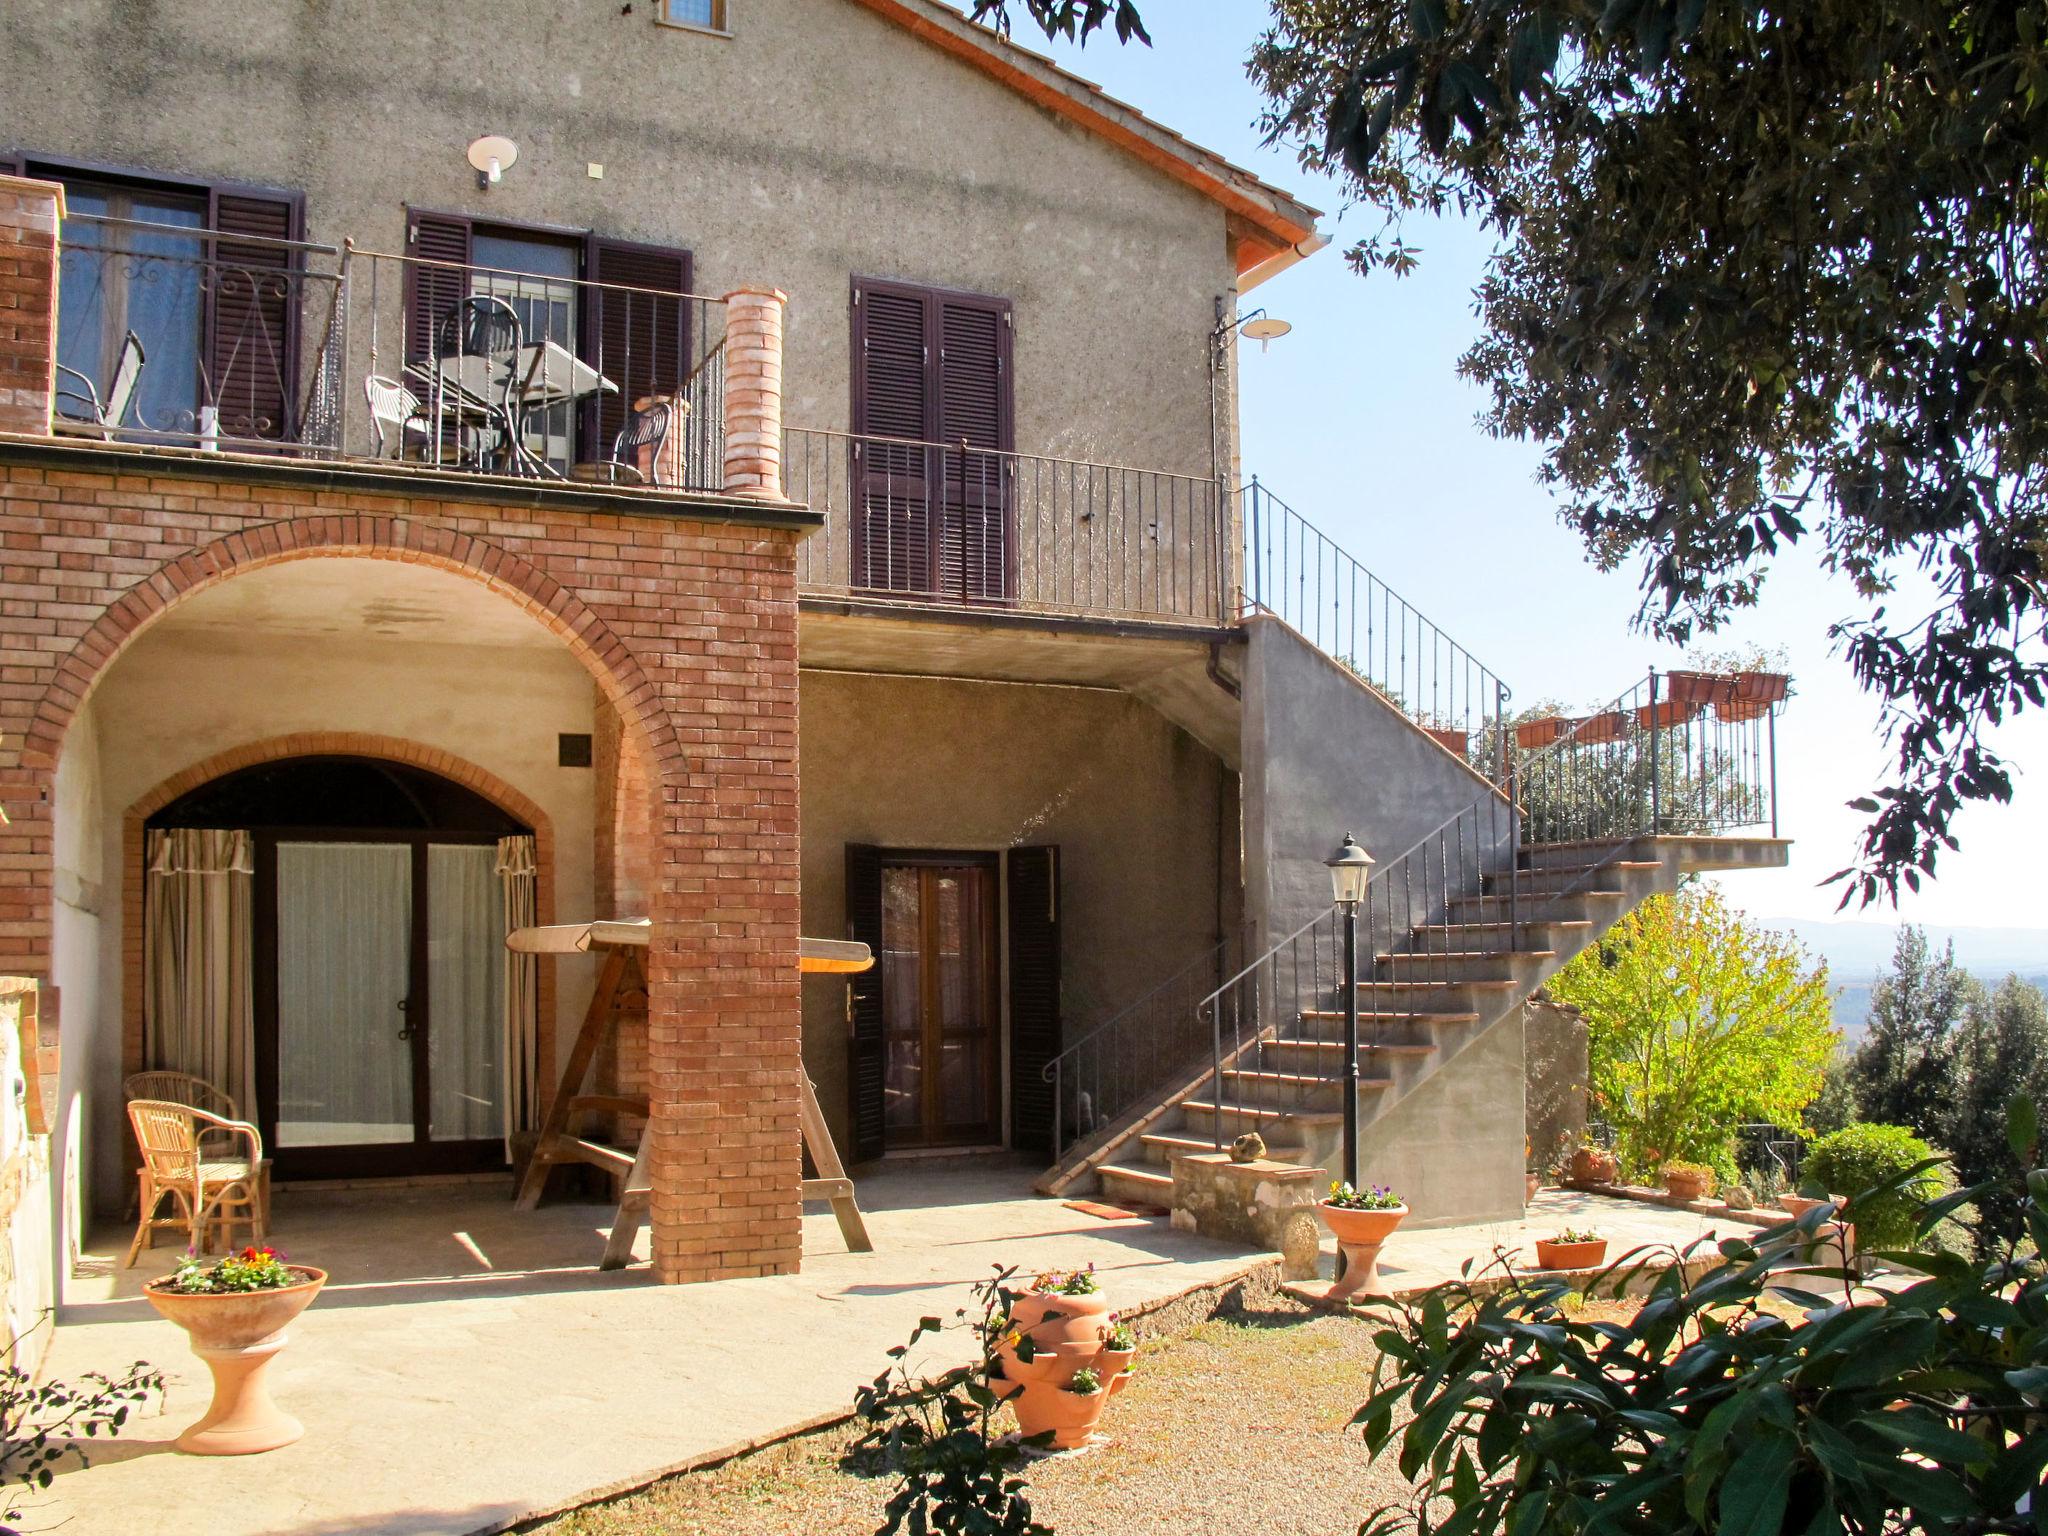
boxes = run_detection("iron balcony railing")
[1242,477,1512,770]
[1508,668,1783,844]
[1041,933,1242,1161]
[47,216,730,493]
[788,426,1229,624]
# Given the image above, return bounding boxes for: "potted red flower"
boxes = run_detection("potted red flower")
[1533,1225,1608,1271]
[144,1246,325,1455]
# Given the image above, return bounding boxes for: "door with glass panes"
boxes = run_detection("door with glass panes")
[876,856,1001,1148]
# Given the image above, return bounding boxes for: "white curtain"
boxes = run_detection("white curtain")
[143,828,256,1119]
[275,842,413,1147]
[429,845,507,1145]
[496,836,540,1158]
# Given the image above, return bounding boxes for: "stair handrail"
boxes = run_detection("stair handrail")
[1042,935,1237,1163]
[1241,478,1514,776]
[1197,787,1517,1149]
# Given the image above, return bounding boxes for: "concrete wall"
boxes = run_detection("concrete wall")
[0,0,1234,482]
[0,981,54,1372]
[50,693,105,1283]
[73,616,600,1215]
[1239,614,1513,947]
[1297,1013,1529,1229]
[1524,996,1588,1176]
[799,670,1235,1156]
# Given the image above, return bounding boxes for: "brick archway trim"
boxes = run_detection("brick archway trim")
[22,517,672,777]
[121,732,560,1088]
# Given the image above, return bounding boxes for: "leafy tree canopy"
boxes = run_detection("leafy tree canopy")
[975,0,2048,905]
[1549,886,1836,1172]
[1848,925,1979,1143]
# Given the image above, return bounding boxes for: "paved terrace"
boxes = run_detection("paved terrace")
[43,1177,1740,1536]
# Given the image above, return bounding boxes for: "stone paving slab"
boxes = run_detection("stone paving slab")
[38,1168,1267,1536]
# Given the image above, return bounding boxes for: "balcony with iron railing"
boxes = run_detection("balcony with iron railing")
[43,212,733,496]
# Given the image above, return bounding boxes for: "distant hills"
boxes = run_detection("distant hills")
[1776,920,2048,1039]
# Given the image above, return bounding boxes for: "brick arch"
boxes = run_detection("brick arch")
[21,517,674,779]
[121,732,559,1084]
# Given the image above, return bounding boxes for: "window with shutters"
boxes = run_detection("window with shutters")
[850,277,1015,601]
[13,158,303,445]
[406,211,693,473]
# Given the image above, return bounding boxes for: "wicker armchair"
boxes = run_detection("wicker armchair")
[124,1098,269,1266]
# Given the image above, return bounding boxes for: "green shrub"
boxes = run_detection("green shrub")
[1804,1121,1942,1250]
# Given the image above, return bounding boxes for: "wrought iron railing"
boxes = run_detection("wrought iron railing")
[54,213,345,455]
[46,217,730,492]
[1197,792,1518,1147]
[1241,477,1512,768]
[788,427,1228,624]
[1042,935,1240,1161]
[1508,668,1782,844]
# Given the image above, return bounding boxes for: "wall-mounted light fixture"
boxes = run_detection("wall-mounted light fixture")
[1211,304,1295,369]
[466,135,520,191]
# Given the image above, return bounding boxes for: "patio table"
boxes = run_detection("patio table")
[422,342,618,478]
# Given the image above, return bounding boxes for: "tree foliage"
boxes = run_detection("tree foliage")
[966,0,1146,46]
[1951,973,2048,1241]
[978,0,2048,902]
[1803,1122,1942,1252]
[1352,1109,2048,1536]
[1549,887,1836,1174]
[1847,927,1978,1144]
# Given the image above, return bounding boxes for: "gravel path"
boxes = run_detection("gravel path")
[536,1299,1414,1536]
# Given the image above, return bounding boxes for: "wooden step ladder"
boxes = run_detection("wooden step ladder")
[507,920,873,1269]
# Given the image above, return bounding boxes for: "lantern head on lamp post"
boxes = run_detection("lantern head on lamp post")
[1326,832,1374,1190]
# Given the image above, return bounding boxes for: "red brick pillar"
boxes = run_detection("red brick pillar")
[0,176,63,438]
[721,287,787,500]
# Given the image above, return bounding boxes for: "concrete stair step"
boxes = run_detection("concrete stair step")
[1487,861,1661,895]
[1518,840,1639,872]
[1271,1038,1436,1061]
[1298,1008,1481,1026]
[1374,950,1552,982]
[1446,891,1629,920]
[1096,1163,1171,1204]
[1137,1131,1308,1167]
[1412,920,1593,941]
[1218,1068,1351,1110]
[1180,1098,1351,1129]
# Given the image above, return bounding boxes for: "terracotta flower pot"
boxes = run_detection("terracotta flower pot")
[1423,726,1469,757]
[144,1267,325,1455]
[1516,716,1571,750]
[1569,1148,1617,1184]
[1008,1289,1111,1352]
[1318,1201,1407,1303]
[1573,710,1629,745]
[1636,698,1701,730]
[1096,1344,1136,1379]
[1778,1193,1828,1219]
[1663,671,1734,708]
[1012,1383,1108,1451]
[1533,1238,1608,1271]
[1663,1171,1711,1202]
[1717,671,1789,722]
[1525,1171,1541,1203]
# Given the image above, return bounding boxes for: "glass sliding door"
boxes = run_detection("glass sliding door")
[274,842,414,1149]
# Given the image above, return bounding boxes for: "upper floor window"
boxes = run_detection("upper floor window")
[0,155,303,447]
[660,0,728,34]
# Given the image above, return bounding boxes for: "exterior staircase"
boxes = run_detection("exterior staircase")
[1043,829,1789,1208]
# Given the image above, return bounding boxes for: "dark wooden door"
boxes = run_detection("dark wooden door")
[877,856,1001,1148]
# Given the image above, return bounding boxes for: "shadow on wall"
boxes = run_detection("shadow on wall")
[1526,995,1589,1173]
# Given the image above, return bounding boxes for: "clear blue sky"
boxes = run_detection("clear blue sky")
[1034,3,2045,932]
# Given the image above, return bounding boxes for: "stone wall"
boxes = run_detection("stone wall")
[1525,995,1589,1176]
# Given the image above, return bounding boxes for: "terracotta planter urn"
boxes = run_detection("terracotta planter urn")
[992,1285,1135,1452]
[1778,1193,1828,1220]
[144,1267,326,1455]
[1525,1171,1541,1203]
[1317,1201,1408,1303]
[1569,1147,1617,1185]
[1662,1169,1712,1202]
[1533,1237,1609,1271]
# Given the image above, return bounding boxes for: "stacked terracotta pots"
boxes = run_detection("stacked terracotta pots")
[991,1281,1135,1450]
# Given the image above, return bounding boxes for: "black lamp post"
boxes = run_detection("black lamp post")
[1326,832,1374,1191]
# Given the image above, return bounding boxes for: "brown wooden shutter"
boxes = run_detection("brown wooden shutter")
[0,154,22,177]
[851,281,935,592]
[205,188,301,442]
[583,237,691,462]
[1006,846,1062,1155]
[845,844,888,1163]
[404,210,472,370]
[936,293,1013,600]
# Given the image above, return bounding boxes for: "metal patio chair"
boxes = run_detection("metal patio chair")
[124,1097,270,1265]
[582,399,679,487]
[53,330,147,438]
[430,295,526,474]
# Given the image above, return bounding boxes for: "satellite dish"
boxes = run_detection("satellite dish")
[466,135,520,187]
[1240,315,1293,351]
